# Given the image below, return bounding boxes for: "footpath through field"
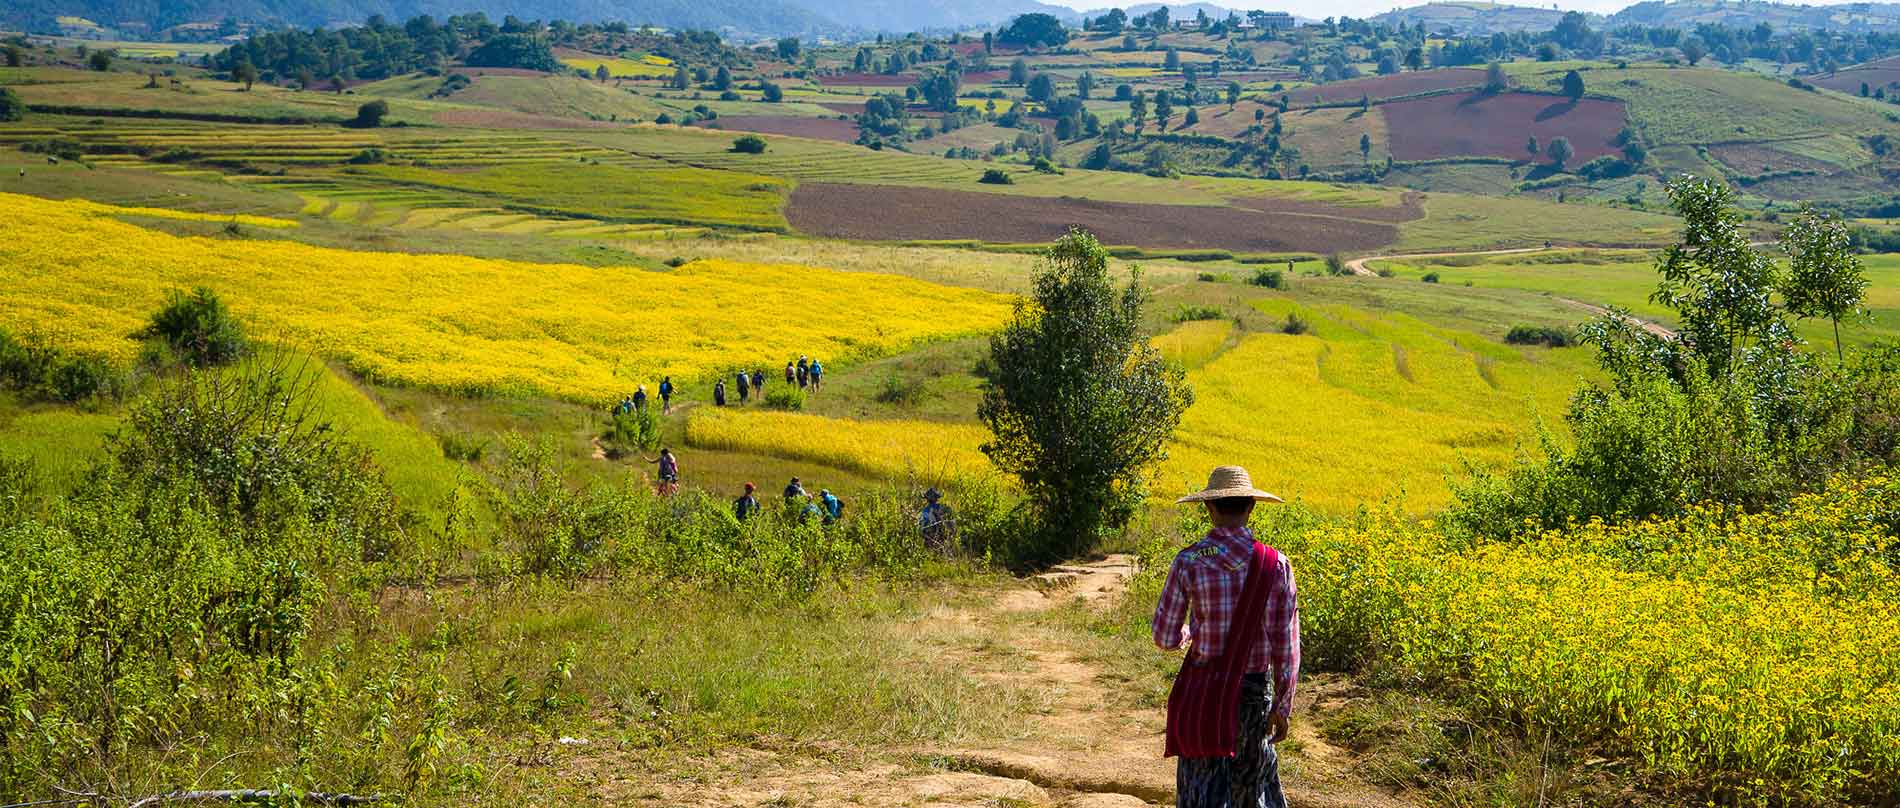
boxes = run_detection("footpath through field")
[548,559,1421,807]
[1347,247,1678,339]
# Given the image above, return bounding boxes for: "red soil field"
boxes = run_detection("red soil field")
[1810,57,1900,94]
[1284,68,1487,104]
[960,70,1013,84]
[786,183,1415,253]
[817,72,919,87]
[1380,91,1626,162]
[697,116,861,143]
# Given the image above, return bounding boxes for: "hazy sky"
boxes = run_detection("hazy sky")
[1039,0,1877,22]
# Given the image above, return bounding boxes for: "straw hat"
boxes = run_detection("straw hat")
[1175,466,1284,504]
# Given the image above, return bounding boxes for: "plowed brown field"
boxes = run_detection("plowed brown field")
[1380,91,1626,162]
[786,183,1417,253]
[1285,68,1487,104]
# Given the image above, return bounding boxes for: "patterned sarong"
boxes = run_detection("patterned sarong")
[1175,673,1287,808]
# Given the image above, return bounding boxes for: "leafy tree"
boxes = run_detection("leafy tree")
[1779,208,1869,362]
[138,287,248,367]
[1360,133,1372,160]
[1547,136,1574,169]
[0,87,23,123]
[776,37,801,60]
[761,81,784,102]
[914,69,959,112]
[1128,93,1148,129]
[351,99,389,127]
[594,64,610,82]
[1652,176,1783,379]
[1165,48,1181,70]
[1009,57,1030,85]
[232,61,257,91]
[1404,47,1424,71]
[671,64,690,90]
[1076,71,1094,99]
[3,45,21,68]
[88,50,112,72]
[1226,81,1241,106]
[1484,61,1507,93]
[978,228,1192,561]
[466,33,557,71]
[997,13,1068,49]
[731,134,768,154]
[1026,72,1056,104]
[1562,69,1585,101]
[713,65,732,91]
[1184,107,1199,126]
[1122,34,1138,51]
[1526,134,1540,160]
[983,32,994,53]
[1680,37,1708,65]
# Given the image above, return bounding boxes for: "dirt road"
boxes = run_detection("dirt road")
[550,558,1419,807]
[1346,247,1677,339]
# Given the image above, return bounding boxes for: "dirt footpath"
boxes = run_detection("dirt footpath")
[548,558,1420,807]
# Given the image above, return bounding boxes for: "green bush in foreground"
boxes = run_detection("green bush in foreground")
[137,286,248,367]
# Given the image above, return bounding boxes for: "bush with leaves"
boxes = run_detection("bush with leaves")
[730,134,768,154]
[978,228,1193,563]
[137,287,248,367]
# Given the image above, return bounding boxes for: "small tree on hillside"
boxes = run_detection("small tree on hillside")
[1779,207,1869,362]
[0,87,24,122]
[1526,135,1539,161]
[4,45,22,68]
[1026,72,1055,104]
[1547,136,1574,169]
[232,61,257,91]
[979,228,1193,561]
[713,65,732,91]
[1360,133,1372,160]
[1009,57,1030,85]
[1562,69,1586,101]
[352,99,389,128]
[1681,38,1708,65]
[594,64,610,82]
[139,287,248,367]
[1484,61,1507,93]
[1652,176,1783,379]
[730,134,768,154]
[88,50,112,71]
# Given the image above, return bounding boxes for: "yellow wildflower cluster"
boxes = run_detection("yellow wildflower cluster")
[685,409,992,482]
[1275,475,1900,803]
[0,193,1013,401]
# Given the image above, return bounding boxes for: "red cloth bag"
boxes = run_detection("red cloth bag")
[1164,540,1279,759]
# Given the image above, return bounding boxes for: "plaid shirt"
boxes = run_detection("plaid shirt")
[1152,526,1301,717]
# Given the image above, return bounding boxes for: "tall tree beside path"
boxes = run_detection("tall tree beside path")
[979,228,1193,562]
[1562,69,1586,101]
[1779,208,1869,361]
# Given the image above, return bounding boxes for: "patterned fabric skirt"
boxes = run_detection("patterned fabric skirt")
[1175,673,1287,808]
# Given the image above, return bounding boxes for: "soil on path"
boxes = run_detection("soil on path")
[548,557,1421,807]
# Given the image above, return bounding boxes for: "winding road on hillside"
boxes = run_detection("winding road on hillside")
[1347,247,1678,339]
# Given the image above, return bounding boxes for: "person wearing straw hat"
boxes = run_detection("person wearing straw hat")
[1153,465,1299,808]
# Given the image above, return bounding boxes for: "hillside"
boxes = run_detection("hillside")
[1610,0,1900,33]
[0,0,841,38]
[1371,2,1578,34]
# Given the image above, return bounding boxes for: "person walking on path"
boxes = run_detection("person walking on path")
[818,488,844,525]
[714,379,727,407]
[736,370,750,404]
[733,482,761,522]
[1153,466,1299,808]
[752,369,766,396]
[808,358,824,392]
[642,448,680,496]
[796,357,810,389]
[632,385,648,414]
[659,376,674,413]
[785,361,797,387]
[919,487,955,549]
[782,476,807,504]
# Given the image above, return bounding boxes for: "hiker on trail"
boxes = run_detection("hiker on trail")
[733,482,761,522]
[714,379,727,407]
[808,358,824,392]
[633,385,648,414]
[736,371,750,404]
[783,476,807,504]
[785,361,797,386]
[659,376,674,413]
[1153,466,1299,808]
[752,369,766,395]
[919,487,955,549]
[799,494,822,524]
[796,357,810,389]
[642,448,680,496]
[818,488,843,525]
[614,396,632,416]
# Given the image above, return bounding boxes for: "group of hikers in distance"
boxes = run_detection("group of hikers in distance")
[637,447,955,545]
[612,355,826,415]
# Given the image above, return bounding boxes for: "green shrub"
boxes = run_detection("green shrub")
[137,287,248,366]
[765,386,806,410]
[1504,324,1575,347]
[978,168,1014,185]
[874,375,930,408]
[1171,304,1224,322]
[0,328,120,403]
[730,134,768,154]
[604,406,660,455]
[351,99,389,128]
[1421,271,1440,283]
[1250,269,1287,289]
[347,147,388,164]
[1324,253,1348,276]
[1196,272,1228,283]
[1282,312,1310,335]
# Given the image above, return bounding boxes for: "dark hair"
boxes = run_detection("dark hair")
[1210,497,1256,517]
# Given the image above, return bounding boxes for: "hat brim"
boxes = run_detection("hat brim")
[1175,488,1284,504]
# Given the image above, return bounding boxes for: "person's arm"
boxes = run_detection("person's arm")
[1151,554,1193,651]
[1265,555,1301,719]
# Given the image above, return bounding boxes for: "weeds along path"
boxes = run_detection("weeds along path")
[546,557,1420,807]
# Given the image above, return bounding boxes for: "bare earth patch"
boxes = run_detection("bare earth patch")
[786,183,1416,253]
[1380,91,1627,163]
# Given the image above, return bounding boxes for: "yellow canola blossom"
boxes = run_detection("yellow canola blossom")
[686,409,992,481]
[0,193,1012,401]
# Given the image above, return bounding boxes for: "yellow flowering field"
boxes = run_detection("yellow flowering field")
[60,197,300,229]
[1274,476,1900,804]
[685,409,992,482]
[1150,318,1232,369]
[0,193,1013,401]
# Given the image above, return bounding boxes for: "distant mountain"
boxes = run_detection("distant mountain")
[1609,0,1900,33]
[797,0,1077,32]
[2,0,840,38]
[1370,2,1578,34]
